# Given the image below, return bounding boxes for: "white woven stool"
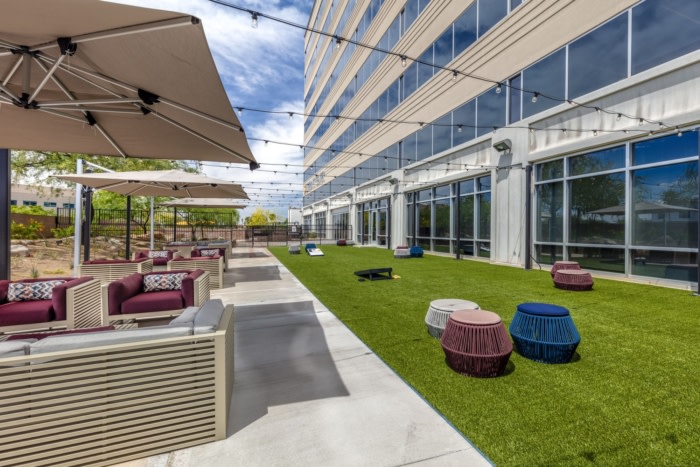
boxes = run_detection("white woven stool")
[425,298,480,338]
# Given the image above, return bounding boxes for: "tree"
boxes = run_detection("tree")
[245,207,278,226]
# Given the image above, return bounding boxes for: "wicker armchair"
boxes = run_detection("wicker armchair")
[0,276,102,334]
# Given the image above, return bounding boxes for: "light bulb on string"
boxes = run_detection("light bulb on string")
[251,12,259,29]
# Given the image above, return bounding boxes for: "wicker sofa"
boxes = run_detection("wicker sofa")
[0,299,234,466]
[101,269,210,324]
[79,257,154,284]
[0,276,102,334]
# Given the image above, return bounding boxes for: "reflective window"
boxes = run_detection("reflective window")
[632,0,700,75]
[522,48,566,118]
[631,249,698,282]
[417,48,434,89]
[536,182,564,242]
[632,132,699,166]
[402,62,418,99]
[402,132,417,166]
[568,246,625,273]
[454,4,477,55]
[452,100,477,146]
[568,13,628,98]
[508,74,521,124]
[536,159,564,181]
[434,26,453,67]
[478,0,508,36]
[476,87,507,137]
[477,175,491,192]
[418,201,431,237]
[569,173,626,244]
[631,162,698,248]
[459,194,475,240]
[478,192,491,240]
[416,125,432,161]
[434,185,451,198]
[459,179,475,194]
[434,199,451,237]
[432,113,452,155]
[569,146,625,176]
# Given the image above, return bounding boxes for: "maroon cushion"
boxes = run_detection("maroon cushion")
[0,279,9,303]
[0,300,54,326]
[121,290,184,314]
[107,273,144,316]
[7,325,115,341]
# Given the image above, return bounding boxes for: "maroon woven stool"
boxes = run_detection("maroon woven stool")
[550,261,580,278]
[440,310,512,378]
[553,269,594,291]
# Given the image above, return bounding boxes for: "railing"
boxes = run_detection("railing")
[56,209,352,247]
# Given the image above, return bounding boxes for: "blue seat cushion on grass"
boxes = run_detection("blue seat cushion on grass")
[517,302,569,317]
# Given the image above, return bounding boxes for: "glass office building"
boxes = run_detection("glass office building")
[303,0,699,288]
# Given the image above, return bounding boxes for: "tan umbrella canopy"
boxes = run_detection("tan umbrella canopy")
[55,170,249,199]
[1,0,258,278]
[160,198,247,209]
[0,0,255,164]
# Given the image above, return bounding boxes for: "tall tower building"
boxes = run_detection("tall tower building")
[303,0,700,287]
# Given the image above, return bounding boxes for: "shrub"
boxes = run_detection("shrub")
[51,225,75,239]
[11,220,44,239]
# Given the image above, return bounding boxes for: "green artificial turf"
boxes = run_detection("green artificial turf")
[270,245,700,466]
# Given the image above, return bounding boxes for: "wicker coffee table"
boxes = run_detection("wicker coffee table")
[553,269,593,291]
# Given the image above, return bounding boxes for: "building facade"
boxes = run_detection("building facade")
[11,184,75,211]
[303,0,699,288]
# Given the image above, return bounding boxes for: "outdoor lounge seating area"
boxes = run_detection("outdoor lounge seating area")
[168,256,224,289]
[102,269,210,324]
[79,257,154,284]
[0,276,102,334]
[133,249,177,267]
[0,299,234,467]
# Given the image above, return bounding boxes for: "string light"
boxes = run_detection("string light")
[251,12,258,29]
[213,2,669,131]
[452,70,458,82]
[495,83,502,94]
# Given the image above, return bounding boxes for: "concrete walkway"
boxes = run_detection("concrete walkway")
[117,247,492,467]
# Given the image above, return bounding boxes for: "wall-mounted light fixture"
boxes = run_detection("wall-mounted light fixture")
[493,138,512,152]
[388,178,399,185]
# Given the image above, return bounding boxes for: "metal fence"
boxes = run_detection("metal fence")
[56,208,352,247]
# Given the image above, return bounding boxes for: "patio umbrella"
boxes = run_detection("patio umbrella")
[159,198,247,209]
[0,0,258,278]
[55,170,249,199]
[54,170,249,264]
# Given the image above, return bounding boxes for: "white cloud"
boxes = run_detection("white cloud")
[111,0,309,221]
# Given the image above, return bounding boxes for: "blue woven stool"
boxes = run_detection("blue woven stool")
[509,303,580,364]
[409,246,424,258]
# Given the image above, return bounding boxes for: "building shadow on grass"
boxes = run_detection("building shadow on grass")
[228,300,349,435]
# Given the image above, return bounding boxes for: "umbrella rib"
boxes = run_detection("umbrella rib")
[159,98,243,132]
[151,111,254,163]
[28,54,66,103]
[29,17,199,53]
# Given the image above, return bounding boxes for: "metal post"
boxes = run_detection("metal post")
[525,164,532,270]
[125,196,132,259]
[173,207,177,242]
[0,149,10,280]
[149,197,155,250]
[82,185,93,262]
[72,160,83,276]
[455,181,461,260]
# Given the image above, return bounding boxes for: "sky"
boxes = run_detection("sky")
[113,0,314,221]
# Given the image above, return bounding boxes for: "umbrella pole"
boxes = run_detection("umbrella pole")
[150,197,155,250]
[125,196,132,259]
[0,149,10,280]
[72,160,84,276]
[83,186,93,262]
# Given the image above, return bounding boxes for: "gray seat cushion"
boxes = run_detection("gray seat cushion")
[30,325,192,354]
[193,299,225,334]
